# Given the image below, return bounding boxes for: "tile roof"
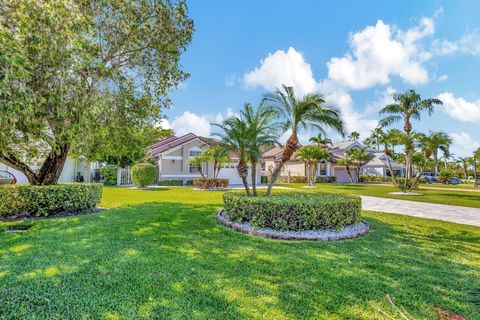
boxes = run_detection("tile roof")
[149,133,200,156]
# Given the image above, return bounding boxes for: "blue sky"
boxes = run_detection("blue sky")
[163,0,480,157]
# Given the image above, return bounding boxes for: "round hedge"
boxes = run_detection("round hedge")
[0,183,103,219]
[131,163,156,188]
[223,192,361,231]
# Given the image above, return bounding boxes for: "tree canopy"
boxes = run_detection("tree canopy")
[0,0,193,184]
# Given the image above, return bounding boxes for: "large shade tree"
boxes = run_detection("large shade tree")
[379,90,442,192]
[262,85,344,196]
[0,0,193,185]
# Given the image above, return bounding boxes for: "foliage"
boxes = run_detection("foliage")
[193,178,229,189]
[0,0,193,185]
[359,175,392,183]
[204,146,231,179]
[188,153,209,178]
[438,169,455,184]
[309,133,332,147]
[156,179,192,186]
[262,85,344,196]
[131,163,157,188]
[348,131,360,141]
[100,164,118,186]
[296,145,330,185]
[223,192,361,231]
[278,176,336,183]
[0,183,102,218]
[76,172,85,183]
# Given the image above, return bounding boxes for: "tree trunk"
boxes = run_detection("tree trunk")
[433,152,439,174]
[251,158,257,196]
[384,147,399,186]
[266,134,299,196]
[237,161,250,196]
[345,165,354,183]
[409,158,429,192]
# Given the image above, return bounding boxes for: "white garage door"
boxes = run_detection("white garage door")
[217,163,254,185]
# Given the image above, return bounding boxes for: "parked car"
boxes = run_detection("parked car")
[421,172,438,183]
[448,177,462,185]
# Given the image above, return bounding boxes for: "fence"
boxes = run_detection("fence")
[117,167,132,186]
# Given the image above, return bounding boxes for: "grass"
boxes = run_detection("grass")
[279,183,480,208]
[0,186,479,319]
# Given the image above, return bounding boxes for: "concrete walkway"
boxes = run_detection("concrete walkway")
[360,195,480,227]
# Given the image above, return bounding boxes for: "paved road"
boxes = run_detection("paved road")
[360,195,480,227]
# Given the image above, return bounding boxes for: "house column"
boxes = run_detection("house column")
[157,156,162,180]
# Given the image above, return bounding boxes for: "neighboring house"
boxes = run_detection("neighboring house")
[261,140,405,183]
[148,133,261,185]
[0,158,95,184]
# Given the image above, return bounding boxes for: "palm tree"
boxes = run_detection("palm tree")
[348,131,360,141]
[189,153,209,178]
[213,117,251,195]
[411,132,435,189]
[262,85,344,196]
[376,128,400,185]
[456,157,472,183]
[364,127,384,150]
[204,146,231,179]
[350,147,373,182]
[296,145,330,186]
[337,149,356,183]
[439,144,453,170]
[240,102,279,196]
[385,129,403,154]
[379,90,442,191]
[309,133,332,148]
[429,131,452,174]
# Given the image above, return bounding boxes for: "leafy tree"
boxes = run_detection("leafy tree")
[379,90,442,192]
[348,131,360,141]
[296,145,330,186]
[0,0,193,185]
[262,85,344,196]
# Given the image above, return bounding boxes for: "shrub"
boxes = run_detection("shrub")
[223,192,361,231]
[131,163,157,188]
[100,164,118,186]
[194,178,229,189]
[0,183,103,219]
[261,176,269,184]
[359,175,392,183]
[438,169,454,184]
[278,176,336,183]
[316,176,336,183]
[157,179,183,186]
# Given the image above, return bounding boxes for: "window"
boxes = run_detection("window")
[189,163,200,173]
[189,149,202,157]
[318,161,327,176]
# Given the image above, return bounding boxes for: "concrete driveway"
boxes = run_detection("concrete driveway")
[361,195,480,227]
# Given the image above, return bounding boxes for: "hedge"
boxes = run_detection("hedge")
[193,178,229,189]
[131,163,156,188]
[0,183,103,219]
[277,176,336,183]
[100,164,118,186]
[223,192,361,231]
[359,175,392,183]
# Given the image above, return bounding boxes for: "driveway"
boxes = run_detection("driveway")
[360,195,480,227]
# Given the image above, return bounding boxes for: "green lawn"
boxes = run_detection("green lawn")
[279,183,480,208]
[0,187,479,319]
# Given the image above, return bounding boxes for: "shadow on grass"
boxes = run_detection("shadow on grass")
[0,201,478,319]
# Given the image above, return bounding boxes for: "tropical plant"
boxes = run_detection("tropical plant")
[349,147,374,182]
[309,133,332,148]
[0,0,193,185]
[363,128,384,150]
[189,153,209,179]
[296,145,330,186]
[375,128,401,186]
[262,85,344,196]
[337,150,357,183]
[348,131,360,141]
[239,102,280,196]
[379,90,442,192]
[456,157,472,183]
[439,144,453,171]
[427,131,453,174]
[385,129,404,154]
[410,132,435,189]
[204,147,231,179]
[438,169,454,184]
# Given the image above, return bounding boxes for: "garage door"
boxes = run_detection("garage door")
[217,163,253,185]
[334,167,358,183]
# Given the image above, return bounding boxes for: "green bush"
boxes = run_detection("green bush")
[157,179,183,186]
[193,178,229,189]
[131,163,156,188]
[261,176,269,184]
[438,169,454,184]
[316,176,336,183]
[279,176,336,183]
[0,183,103,218]
[100,164,118,186]
[359,175,392,183]
[223,192,361,231]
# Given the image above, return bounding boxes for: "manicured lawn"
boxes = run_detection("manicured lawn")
[280,183,480,208]
[1,187,479,319]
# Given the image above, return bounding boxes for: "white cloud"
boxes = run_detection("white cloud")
[437,74,448,82]
[437,92,480,122]
[327,17,434,90]
[450,132,480,157]
[169,111,212,137]
[243,47,317,96]
[432,29,480,56]
[365,86,396,115]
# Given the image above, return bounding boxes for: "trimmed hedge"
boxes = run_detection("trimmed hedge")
[100,164,118,186]
[359,175,392,183]
[193,178,229,189]
[131,163,156,188]
[223,192,361,231]
[277,176,336,183]
[0,183,103,219]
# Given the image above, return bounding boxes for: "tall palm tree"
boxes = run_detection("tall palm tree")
[296,145,330,186]
[337,149,356,183]
[348,131,360,141]
[456,157,472,183]
[364,127,384,150]
[350,147,373,182]
[262,85,344,196]
[213,117,251,195]
[309,133,332,148]
[376,128,400,185]
[205,146,231,179]
[439,144,453,170]
[379,90,442,191]
[240,102,279,196]
[429,131,452,174]
[411,132,435,189]
[385,129,403,154]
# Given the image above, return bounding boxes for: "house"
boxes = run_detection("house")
[0,158,95,184]
[148,133,262,185]
[261,140,405,183]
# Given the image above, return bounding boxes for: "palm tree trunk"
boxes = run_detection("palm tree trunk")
[345,165,354,183]
[237,161,250,196]
[409,158,429,192]
[433,152,439,174]
[251,158,257,196]
[384,147,399,186]
[266,134,299,196]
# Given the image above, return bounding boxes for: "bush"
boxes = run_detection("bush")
[438,169,454,184]
[0,183,103,219]
[316,176,336,183]
[278,176,336,183]
[359,175,392,183]
[261,176,268,184]
[131,163,157,188]
[157,179,183,186]
[194,178,229,189]
[223,192,361,231]
[100,164,118,186]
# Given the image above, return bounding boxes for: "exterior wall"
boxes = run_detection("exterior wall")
[333,166,359,183]
[360,166,384,176]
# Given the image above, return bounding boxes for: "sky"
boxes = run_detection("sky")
[162,0,480,157]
